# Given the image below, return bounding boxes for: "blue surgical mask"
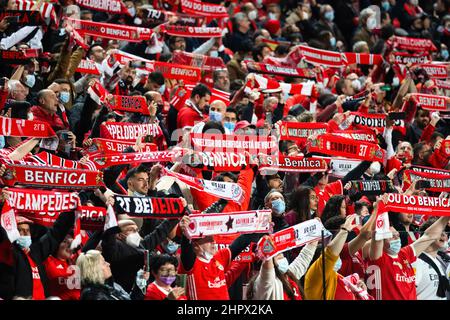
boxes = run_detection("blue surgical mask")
[392,77,400,87]
[224,122,236,132]
[209,110,223,122]
[59,91,70,104]
[25,74,35,88]
[158,84,166,94]
[324,11,334,22]
[381,1,390,11]
[0,135,5,149]
[330,37,336,47]
[334,257,342,272]
[387,238,402,255]
[164,241,179,254]
[271,198,286,215]
[128,6,136,17]
[276,257,289,274]
[16,235,32,249]
[441,49,449,60]
[210,50,219,58]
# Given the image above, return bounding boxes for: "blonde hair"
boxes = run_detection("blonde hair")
[76,250,106,286]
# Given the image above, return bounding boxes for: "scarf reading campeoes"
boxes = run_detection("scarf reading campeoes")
[378,193,450,217]
[256,218,330,261]
[258,155,330,174]
[1,164,104,189]
[190,132,278,154]
[91,149,182,168]
[410,93,449,111]
[6,187,79,212]
[245,61,317,79]
[163,168,245,204]
[403,169,450,192]
[389,36,437,52]
[349,180,395,195]
[67,18,153,42]
[0,116,56,138]
[114,195,185,218]
[84,138,157,155]
[307,133,386,162]
[100,122,162,142]
[180,0,228,18]
[299,45,345,68]
[277,121,328,142]
[160,25,223,38]
[183,210,272,239]
[75,0,129,15]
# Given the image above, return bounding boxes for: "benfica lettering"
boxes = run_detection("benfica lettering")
[76,0,123,13]
[196,152,248,169]
[114,195,185,218]
[419,64,449,79]
[414,94,446,110]
[24,170,86,185]
[180,0,228,17]
[103,123,161,141]
[259,155,329,173]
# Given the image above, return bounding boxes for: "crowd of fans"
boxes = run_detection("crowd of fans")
[0,0,450,301]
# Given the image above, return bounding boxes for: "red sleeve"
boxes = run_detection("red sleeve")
[428,146,448,169]
[400,245,416,264]
[327,119,340,133]
[215,248,232,270]
[177,108,195,129]
[385,157,402,173]
[419,123,435,143]
[225,261,250,287]
[0,88,7,111]
[223,167,255,212]
[324,180,343,196]
[316,103,338,123]
[401,99,417,124]
[99,123,112,139]
[144,283,166,300]
[357,102,369,114]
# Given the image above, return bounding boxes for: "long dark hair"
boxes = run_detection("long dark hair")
[320,195,345,225]
[288,186,313,224]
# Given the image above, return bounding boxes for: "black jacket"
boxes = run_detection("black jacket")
[80,277,143,300]
[0,211,75,300]
[101,219,179,292]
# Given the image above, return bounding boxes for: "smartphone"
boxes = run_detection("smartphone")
[60,131,70,141]
[379,84,391,91]
[129,60,146,68]
[175,274,186,289]
[416,180,431,189]
[388,112,406,120]
[144,249,150,272]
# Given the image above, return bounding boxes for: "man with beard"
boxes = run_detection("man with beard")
[406,108,430,146]
[114,65,136,96]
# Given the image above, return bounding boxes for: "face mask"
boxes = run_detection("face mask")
[392,76,400,87]
[387,238,402,255]
[164,241,179,254]
[158,84,166,94]
[330,37,336,47]
[271,198,286,215]
[25,74,35,88]
[410,0,418,6]
[160,275,176,286]
[352,79,362,91]
[27,112,34,121]
[248,10,257,21]
[209,50,219,58]
[438,240,449,252]
[0,135,5,149]
[202,250,214,261]
[276,257,289,274]
[209,110,223,122]
[441,49,449,60]
[268,12,277,20]
[59,91,70,104]
[128,6,136,17]
[382,1,390,11]
[367,17,377,30]
[126,232,141,248]
[324,11,334,22]
[224,122,236,132]
[334,257,342,272]
[369,161,381,175]
[16,235,32,249]
[133,191,145,197]
[134,17,142,25]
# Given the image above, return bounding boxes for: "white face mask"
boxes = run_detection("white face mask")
[202,250,214,261]
[333,257,342,272]
[210,50,219,58]
[352,79,362,91]
[268,12,277,20]
[126,232,141,248]
[438,240,449,252]
[366,17,377,30]
[392,77,400,87]
[134,17,142,25]
[369,161,381,175]
[128,6,136,17]
[248,10,257,21]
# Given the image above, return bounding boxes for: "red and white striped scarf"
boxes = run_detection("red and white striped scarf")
[15,0,57,26]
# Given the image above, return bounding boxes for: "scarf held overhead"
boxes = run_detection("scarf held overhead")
[85,138,157,155]
[378,193,450,216]
[100,122,162,142]
[92,149,182,168]
[114,195,185,218]
[5,187,79,212]
[0,116,56,138]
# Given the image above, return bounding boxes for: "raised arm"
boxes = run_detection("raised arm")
[328,215,356,257]
[369,201,384,261]
[348,210,376,256]
[412,215,450,256]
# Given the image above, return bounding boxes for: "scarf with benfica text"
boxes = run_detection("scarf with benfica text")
[114,195,185,218]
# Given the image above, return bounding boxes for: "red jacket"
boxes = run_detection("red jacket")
[31,105,68,132]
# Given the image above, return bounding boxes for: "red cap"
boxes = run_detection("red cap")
[234,120,256,132]
[264,19,281,36]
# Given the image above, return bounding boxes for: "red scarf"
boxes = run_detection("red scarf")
[75,0,130,15]
[184,151,252,172]
[393,51,429,65]
[259,155,330,173]
[6,187,79,212]
[91,150,182,169]
[332,130,377,143]
[435,79,450,90]
[245,61,317,79]
[160,25,223,38]
[68,18,153,42]
[378,193,450,217]
[180,0,228,18]
[108,95,149,115]
[389,36,437,52]
[75,59,100,75]
[299,45,345,68]
[419,63,449,79]
[0,10,45,26]
[403,169,450,192]
[84,138,157,155]
[1,164,104,189]
[277,122,328,142]
[114,195,185,218]
[0,116,56,138]
[307,133,385,162]
[343,52,383,66]
[410,93,449,111]
[100,122,162,142]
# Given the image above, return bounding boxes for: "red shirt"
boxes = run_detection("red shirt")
[43,256,80,300]
[367,245,417,300]
[180,248,231,300]
[334,275,356,300]
[339,243,366,279]
[24,251,45,300]
[144,282,187,300]
[177,106,204,129]
[30,105,68,132]
[315,180,343,216]
[283,277,302,300]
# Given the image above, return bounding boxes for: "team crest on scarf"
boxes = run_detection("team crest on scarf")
[3,168,15,180]
[88,143,99,153]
